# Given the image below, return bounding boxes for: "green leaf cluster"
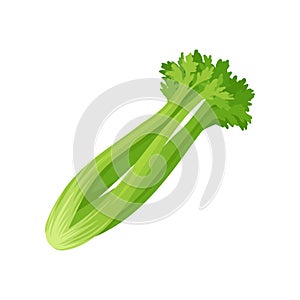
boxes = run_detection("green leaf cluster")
[160,50,254,129]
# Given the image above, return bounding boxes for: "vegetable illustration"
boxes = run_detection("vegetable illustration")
[46,50,254,250]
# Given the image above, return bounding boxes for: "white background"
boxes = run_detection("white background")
[1,0,299,299]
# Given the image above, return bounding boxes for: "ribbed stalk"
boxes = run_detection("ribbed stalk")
[46,96,204,249]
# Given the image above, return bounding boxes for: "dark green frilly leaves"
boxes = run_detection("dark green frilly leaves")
[160,50,254,130]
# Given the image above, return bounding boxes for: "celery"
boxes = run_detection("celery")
[46,51,254,250]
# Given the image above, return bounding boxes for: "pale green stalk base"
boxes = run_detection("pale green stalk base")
[46,98,206,250]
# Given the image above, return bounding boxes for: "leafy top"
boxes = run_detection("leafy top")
[160,50,254,130]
